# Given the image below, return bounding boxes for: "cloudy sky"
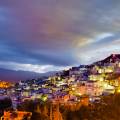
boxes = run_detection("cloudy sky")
[0,0,120,73]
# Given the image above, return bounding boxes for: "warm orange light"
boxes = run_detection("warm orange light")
[2,111,32,120]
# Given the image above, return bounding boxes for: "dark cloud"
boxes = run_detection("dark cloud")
[0,0,120,72]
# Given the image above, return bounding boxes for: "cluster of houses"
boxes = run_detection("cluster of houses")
[5,54,119,105]
[1,54,120,107]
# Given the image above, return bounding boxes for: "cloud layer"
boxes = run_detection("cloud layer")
[0,0,120,73]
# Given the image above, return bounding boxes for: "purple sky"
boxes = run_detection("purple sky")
[0,0,120,73]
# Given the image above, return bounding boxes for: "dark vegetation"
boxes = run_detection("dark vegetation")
[1,94,120,120]
[66,94,120,120]
[0,97,12,117]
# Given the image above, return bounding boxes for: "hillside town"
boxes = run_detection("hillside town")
[1,54,120,119]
